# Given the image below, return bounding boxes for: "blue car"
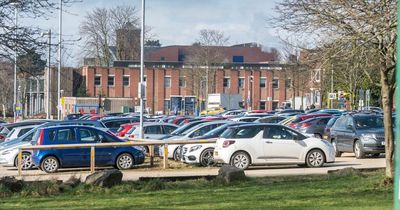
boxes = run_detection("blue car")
[31,125,145,173]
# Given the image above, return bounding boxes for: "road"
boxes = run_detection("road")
[0,154,385,182]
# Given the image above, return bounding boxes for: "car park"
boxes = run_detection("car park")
[213,123,335,169]
[329,113,385,158]
[31,125,145,173]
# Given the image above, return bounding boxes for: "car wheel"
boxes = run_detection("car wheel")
[199,148,214,167]
[173,146,182,161]
[41,156,59,173]
[354,140,365,159]
[230,151,250,169]
[14,152,34,170]
[331,140,342,157]
[116,153,134,170]
[306,149,325,167]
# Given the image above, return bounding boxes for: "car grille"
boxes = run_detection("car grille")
[376,134,385,142]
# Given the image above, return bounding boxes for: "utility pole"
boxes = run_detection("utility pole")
[12,2,18,122]
[57,0,62,120]
[42,30,51,119]
[139,0,145,139]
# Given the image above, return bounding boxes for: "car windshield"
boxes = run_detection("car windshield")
[203,125,227,136]
[354,116,384,129]
[170,123,195,135]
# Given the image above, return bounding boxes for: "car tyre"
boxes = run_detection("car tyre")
[14,152,34,170]
[41,156,59,173]
[306,149,325,168]
[199,148,214,167]
[116,153,134,170]
[230,151,250,169]
[173,146,182,161]
[354,140,365,159]
[331,140,342,157]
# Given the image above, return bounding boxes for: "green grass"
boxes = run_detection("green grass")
[0,171,393,210]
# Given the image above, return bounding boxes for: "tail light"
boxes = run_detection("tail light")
[301,123,312,128]
[288,123,296,128]
[223,140,235,148]
[37,129,44,145]
[129,134,135,139]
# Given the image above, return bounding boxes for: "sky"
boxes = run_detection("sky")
[22,0,282,67]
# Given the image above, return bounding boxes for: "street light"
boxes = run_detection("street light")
[57,0,62,120]
[41,30,51,119]
[10,1,19,122]
[138,0,145,139]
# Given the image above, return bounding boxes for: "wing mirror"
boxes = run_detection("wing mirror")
[346,124,354,130]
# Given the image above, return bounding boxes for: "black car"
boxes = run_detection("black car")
[296,116,332,139]
[329,113,384,158]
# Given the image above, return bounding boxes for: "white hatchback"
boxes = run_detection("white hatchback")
[214,124,335,169]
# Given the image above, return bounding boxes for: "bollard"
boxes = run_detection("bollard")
[17,149,22,176]
[90,146,95,173]
[149,145,154,166]
[163,143,169,169]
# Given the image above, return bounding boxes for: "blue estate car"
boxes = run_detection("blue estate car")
[31,125,145,173]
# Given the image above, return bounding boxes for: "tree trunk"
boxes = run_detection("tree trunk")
[380,68,394,179]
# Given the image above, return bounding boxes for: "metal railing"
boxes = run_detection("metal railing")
[17,138,217,176]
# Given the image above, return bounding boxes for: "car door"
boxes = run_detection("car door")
[331,117,345,150]
[144,125,164,139]
[77,127,102,166]
[55,128,82,167]
[342,117,356,152]
[262,125,306,163]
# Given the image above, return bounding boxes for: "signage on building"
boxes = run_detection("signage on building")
[329,93,337,100]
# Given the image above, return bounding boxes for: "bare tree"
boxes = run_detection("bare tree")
[185,29,229,106]
[272,0,396,179]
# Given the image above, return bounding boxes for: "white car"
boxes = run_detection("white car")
[181,142,216,166]
[213,124,335,169]
[4,125,37,142]
[0,141,33,169]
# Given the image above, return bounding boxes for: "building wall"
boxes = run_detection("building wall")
[82,65,295,114]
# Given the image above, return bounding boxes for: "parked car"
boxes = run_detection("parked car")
[296,116,332,138]
[165,121,228,162]
[116,123,135,137]
[315,109,344,115]
[200,107,225,116]
[255,116,287,123]
[0,120,52,143]
[4,125,37,142]
[329,113,384,158]
[124,123,178,139]
[160,121,208,140]
[64,113,83,120]
[31,125,145,173]
[322,116,339,140]
[0,120,107,170]
[287,113,331,128]
[230,116,260,122]
[219,110,246,118]
[100,117,139,133]
[213,123,335,169]
[276,109,304,116]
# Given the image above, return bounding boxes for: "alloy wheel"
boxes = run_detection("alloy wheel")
[232,153,249,169]
[42,157,59,173]
[200,149,214,166]
[118,154,133,169]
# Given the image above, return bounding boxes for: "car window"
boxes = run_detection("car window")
[346,117,354,128]
[333,117,346,129]
[6,129,15,138]
[221,126,263,139]
[163,125,177,134]
[190,124,220,137]
[354,116,384,129]
[326,117,338,127]
[18,128,32,137]
[79,128,98,142]
[263,126,296,140]
[94,130,116,143]
[145,125,162,134]
[48,129,57,141]
[57,128,76,141]
[22,132,35,142]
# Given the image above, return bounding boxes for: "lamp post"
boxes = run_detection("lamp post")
[139,0,145,139]
[11,1,19,122]
[57,0,62,120]
[42,30,51,119]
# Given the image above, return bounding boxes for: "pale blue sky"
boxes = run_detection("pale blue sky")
[22,0,282,66]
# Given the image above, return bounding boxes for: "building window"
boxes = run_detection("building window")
[238,78,244,88]
[285,79,292,88]
[94,75,101,86]
[164,100,171,113]
[123,75,130,86]
[260,101,266,110]
[272,79,279,89]
[232,55,244,63]
[314,69,321,82]
[108,75,115,86]
[164,76,171,88]
[223,77,230,88]
[179,77,186,87]
[260,78,266,88]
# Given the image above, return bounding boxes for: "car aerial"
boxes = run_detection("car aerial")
[31,125,145,173]
[4,125,37,142]
[295,116,333,138]
[329,113,385,158]
[100,117,140,133]
[213,123,335,169]
[0,120,107,170]
[165,121,228,162]
[255,116,287,123]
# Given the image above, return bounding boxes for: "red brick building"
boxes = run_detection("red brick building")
[81,44,298,114]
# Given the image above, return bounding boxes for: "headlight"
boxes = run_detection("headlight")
[1,150,11,155]
[189,145,202,152]
[361,133,376,140]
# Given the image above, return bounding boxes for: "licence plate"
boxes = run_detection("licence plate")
[323,135,328,139]
[381,142,385,146]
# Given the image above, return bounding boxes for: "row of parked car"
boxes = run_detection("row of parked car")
[0,107,388,172]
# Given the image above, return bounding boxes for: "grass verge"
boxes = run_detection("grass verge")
[0,170,393,210]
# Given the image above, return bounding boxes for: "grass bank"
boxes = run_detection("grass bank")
[0,170,393,210]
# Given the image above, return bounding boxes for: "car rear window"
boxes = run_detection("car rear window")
[354,116,384,129]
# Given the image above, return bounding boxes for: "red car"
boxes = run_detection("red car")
[116,123,136,137]
[288,113,331,128]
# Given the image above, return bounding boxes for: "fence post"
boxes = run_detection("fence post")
[149,145,154,166]
[163,143,168,169]
[17,149,22,176]
[90,146,95,173]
